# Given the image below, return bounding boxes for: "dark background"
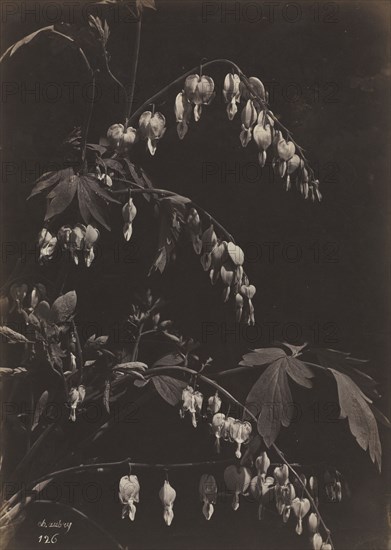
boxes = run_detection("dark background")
[1,1,390,549]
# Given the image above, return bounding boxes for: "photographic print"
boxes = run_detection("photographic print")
[0,1,390,549]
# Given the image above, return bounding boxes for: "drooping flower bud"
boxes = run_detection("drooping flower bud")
[122,198,137,241]
[277,136,296,161]
[308,512,319,533]
[235,293,244,321]
[240,100,257,147]
[175,92,192,139]
[69,224,86,265]
[138,111,166,155]
[69,385,86,422]
[83,225,100,267]
[119,475,140,521]
[38,230,57,264]
[159,480,176,526]
[253,123,272,152]
[199,474,217,520]
[187,208,202,254]
[184,74,215,121]
[311,533,323,550]
[223,465,251,511]
[223,73,241,120]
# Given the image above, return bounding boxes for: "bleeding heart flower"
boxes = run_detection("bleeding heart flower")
[308,512,319,533]
[122,127,138,151]
[253,123,272,153]
[309,476,319,506]
[10,283,28,313]
[57,225,72,250]
[291,497,311,535]
[159,480,176,526]
[207,392,222,415]
[223,73,241,120]
[69,224,86,265]
[69,385,85,422]
[277,136,296,161]
[209,241,229,284]
[211,412,226,453]
[250,475,274,520]
[228,419,252,458]
[274,464,289,486]
[255,452,270,478]
[220,262,235,302]
[107,123,125,148]
[272,157,287,178]
[224,465,251,511]
[83,225,100,267]
[175,92,192,139]
[200,226,218,270]
[119,475,140,521]
[38,230,57,264]
[138,111,166,155]
[122,198,137,241]
[199,474,217,520]
[240,100,257,147]
[240,76,266,102]
[312,533,323,550]
[235,293,244,321]
[184,74,215,121]
[180,386,203,427]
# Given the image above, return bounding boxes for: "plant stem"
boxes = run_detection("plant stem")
[112,185,235,243]
[81,73,96,168]
[125,17,142,125]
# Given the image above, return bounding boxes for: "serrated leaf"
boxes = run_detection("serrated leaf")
[240,347,286,367]
[0,326,31,344]
[45,175,78,220]
[245,356,313,446]
[50,291,77,323]
[32,391,49,431]
[152,375,187,406]
[28,170,63,199]
[330,369,381,471]
[78,179,111,230]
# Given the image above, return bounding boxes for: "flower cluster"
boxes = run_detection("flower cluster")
[107,110,166,156]
[174,73,215,138]
[211,414,252,458]
[38,225,100,267]
[186,207,256,324]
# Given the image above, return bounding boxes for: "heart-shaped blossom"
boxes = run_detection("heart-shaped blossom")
[223,73,241,120]
[240,76,266,102]
[175,92,193,139]
[159,480,176,526]
[138,111,166,155]
[83,225,100,267]
[119,475,140,521]
[229,419,252,458]
[184,74,215,121]
[240,100,257,147]
[199,474,217,520]
[180,386,203,427]
[291,497,311,535]
[223,465,251,511]
[38,229,57,264]
[122,198,137,241]
[211,412,226,453]
[207,392,222,415]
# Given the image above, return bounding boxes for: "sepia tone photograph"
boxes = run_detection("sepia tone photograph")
[0,1,390,549]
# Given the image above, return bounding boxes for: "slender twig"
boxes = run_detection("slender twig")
[112,184,235,243]
[125,17,142,125]
[81,73,96,167]
[33,500,124,550]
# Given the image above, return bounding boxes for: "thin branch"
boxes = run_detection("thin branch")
[81,73,96,167]
[111,184,235,243]
[125,17,142,125]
